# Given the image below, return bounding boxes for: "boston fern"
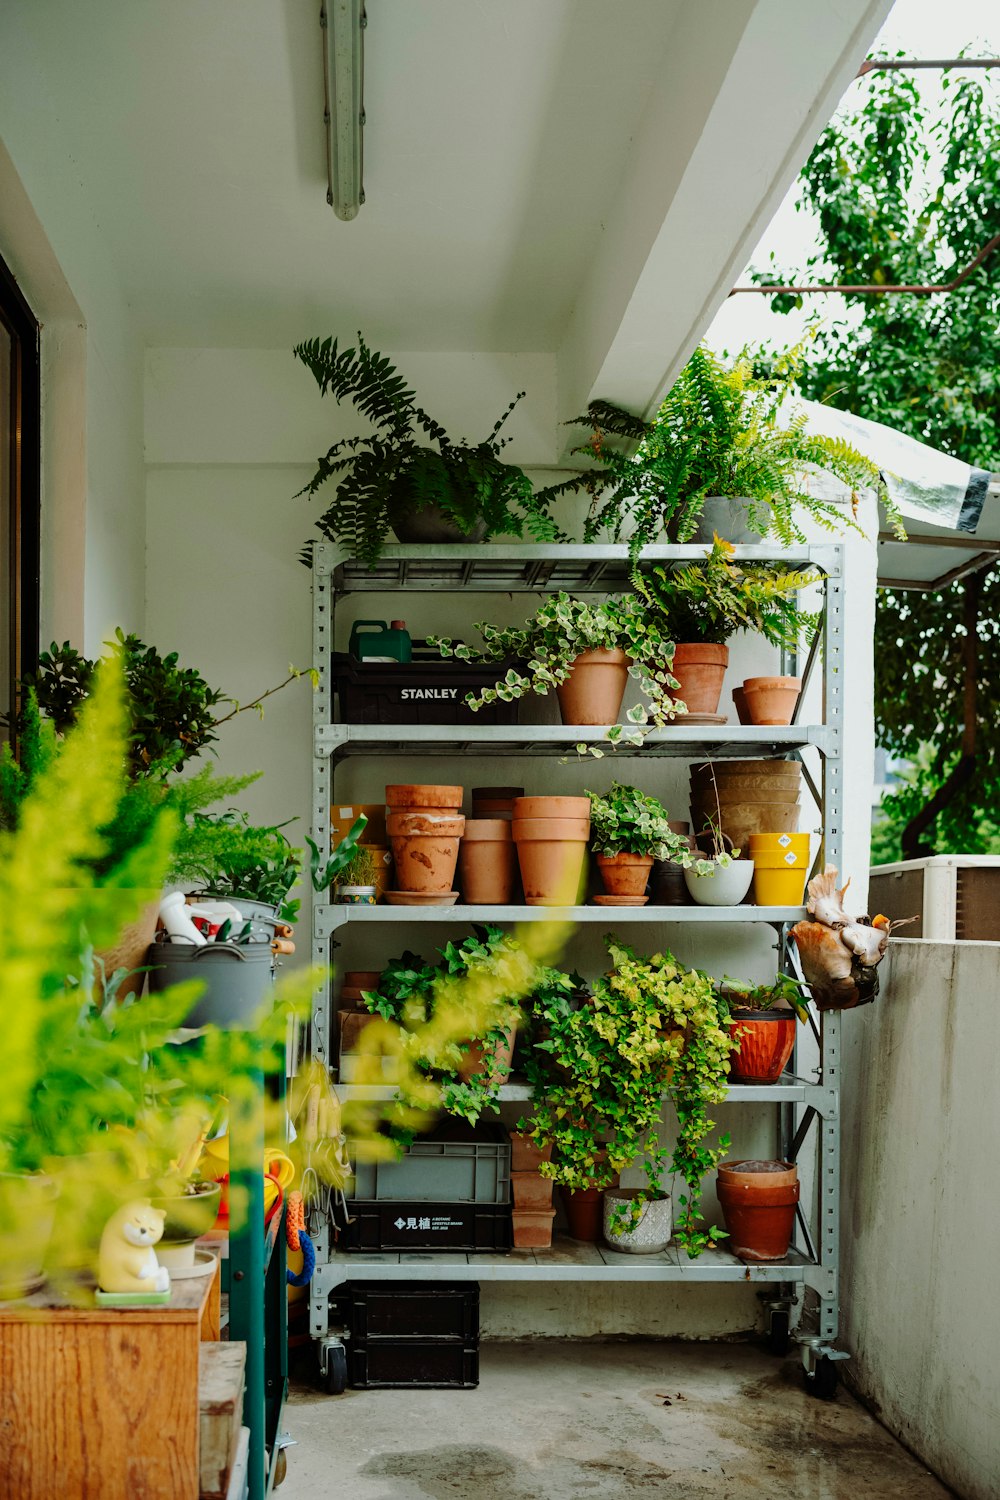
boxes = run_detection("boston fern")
[570,343,887,560]
[293,334,584,566]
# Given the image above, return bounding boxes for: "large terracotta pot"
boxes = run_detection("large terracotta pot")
[717,1160,799,1261]
[513,823,589,906]
[561,1186,604,1242]
[691,802,801,849]
[743,676,802,726]
[459,819,516,904]
[457,1024,516,1086]
[385,784,463,811]
[555,649,629,726]
[726,1010,797,1084]
[94,892,161,1001]
[671,643,729,716]
[388,810,465,893]
[513,796,590,821]
[595,852,653,899]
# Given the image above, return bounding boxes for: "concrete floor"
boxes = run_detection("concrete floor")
[279,1341,954,1500]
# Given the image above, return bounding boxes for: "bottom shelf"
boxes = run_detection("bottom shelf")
[320,1236,811,1285]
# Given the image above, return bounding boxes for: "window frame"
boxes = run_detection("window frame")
[0,251,41,729]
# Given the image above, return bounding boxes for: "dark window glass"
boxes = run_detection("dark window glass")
[0,254,40,743]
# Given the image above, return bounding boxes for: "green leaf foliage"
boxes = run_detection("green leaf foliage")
[587,782,690,860]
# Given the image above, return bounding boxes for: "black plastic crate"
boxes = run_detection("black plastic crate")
[335,1280,479,1342]
[348,1340,479,1389]
[332,646,519,726]
[342,1200,512,1252]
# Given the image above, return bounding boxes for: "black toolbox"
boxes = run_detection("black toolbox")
[334,1281,480,1389]
[331,646,519,726]
[341,1200,512,1252]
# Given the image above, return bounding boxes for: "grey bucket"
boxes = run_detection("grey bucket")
[147,941,274,1029]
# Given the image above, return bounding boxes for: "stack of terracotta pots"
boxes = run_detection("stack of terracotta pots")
[716,1159,799,1261]
[337,969,383,1081]
[510,1133,555,1249]
[689,760,801,849]
[512,795,590,906]
[386,784,464,903]
[733,676,802,726]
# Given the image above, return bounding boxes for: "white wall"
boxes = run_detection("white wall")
[841,939,999,1499]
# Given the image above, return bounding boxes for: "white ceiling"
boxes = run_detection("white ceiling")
[3,0,687,351]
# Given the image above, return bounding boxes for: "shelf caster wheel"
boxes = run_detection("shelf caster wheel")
[804,1355,839,1400]
[767,1308,791,1357]
[320,1340,347,1395]
[273,1449,288,1487]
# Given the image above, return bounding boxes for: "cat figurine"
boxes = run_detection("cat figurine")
[98,1199,170,1295]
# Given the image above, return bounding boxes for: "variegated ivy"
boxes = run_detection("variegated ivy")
[430,593,680,754]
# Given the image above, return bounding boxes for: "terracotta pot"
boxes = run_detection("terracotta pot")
[513,796,590,821]
[512,816,591,842]
[339,1010,380,1056]
[513,1208,555,1249]
[718,1158,798,1189]
[717,1162,799,1261]
[510,1133,553,1172]
[743,676,802,726]
[555,648,629,726]
[385,784,463,810]
[459,819,516,904]
[668,820,690,835]
[471,786,524,820]
[94,892,161,1001]
[727,1011,797,1084]
[732,686,751,725]
[692,804,801,848]
[562,1185,604,1242]
[693,782,801,807]
[386,811,465,837]
[343,970,382,990]
[670,643,729,716]
[513,827,589,906]
[512,1171,554,1210]
[690,759,800,784]
[389,813,465,893]
[595,852,654,898]
[458,1024,516,1085]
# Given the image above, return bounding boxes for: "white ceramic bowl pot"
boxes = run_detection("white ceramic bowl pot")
[602,1188,672,1255]
[683,859,755,906]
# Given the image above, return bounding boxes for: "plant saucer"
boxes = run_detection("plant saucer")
[166,1248,219,1281]
[673,712,729,726]
[385,890,460,906]
[592,894,650,907]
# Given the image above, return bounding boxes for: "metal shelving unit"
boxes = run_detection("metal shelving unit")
[308,540,846,1387]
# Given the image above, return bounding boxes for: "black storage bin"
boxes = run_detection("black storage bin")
[332,646,519,726]
[336,1281,480,1389]
[342,1200,512,1252]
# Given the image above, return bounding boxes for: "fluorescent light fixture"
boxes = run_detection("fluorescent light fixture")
[321,0,366,220]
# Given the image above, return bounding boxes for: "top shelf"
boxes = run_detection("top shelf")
[315,541,842,594]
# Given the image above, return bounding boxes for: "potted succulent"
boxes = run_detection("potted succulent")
[431,593,679,742]
[721,974,809,1085]
[631,537,819,717]
[292,334,587,566]
[569,342,890,560]
[587,783,691,903]
[519,938,738,1256]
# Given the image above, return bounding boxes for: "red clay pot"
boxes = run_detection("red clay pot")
[596,851,654,898]
[513,1208,555,1249]
[389,812,465,894]
[459,819,516,904]
[555,649,629,726]
[732,686,751,725]
[512,1171,555,1210]
[385,784,463,811]
[726,1010,796,1084]
[510,1133,554,1172]
[562,1186,604,1242]
[743,676,802,726]
[717,1161,799,1261]
[671,643,729,716]
[457,1025,516,1086]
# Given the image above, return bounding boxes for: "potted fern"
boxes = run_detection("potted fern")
[631,537,818,717]
[571,343,889,559]
[293,334,586,566]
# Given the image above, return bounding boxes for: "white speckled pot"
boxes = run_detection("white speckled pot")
[602,1189,672,1255]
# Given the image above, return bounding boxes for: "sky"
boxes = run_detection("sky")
[706,0,1000,357]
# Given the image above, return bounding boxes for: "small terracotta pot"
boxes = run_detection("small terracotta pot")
[389,813,465,894]
[513,1208,555,1249]
[562,1185,604,1242]
[510,1133,553,1172]
[385,784,463,810]
[743,676,802,726]
[671,643,729,716]
[717,1160,799,1261]
[726,1010,797,1084]
[555,648,629,726]
[513,796,590,821]
[513,828,589,906]
[595,852,654,898]
[512,1171,554,1210]
[458,1024,516,1085]
[343,970,382,990]
[732,686,751,725]
[459,819,516,904]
